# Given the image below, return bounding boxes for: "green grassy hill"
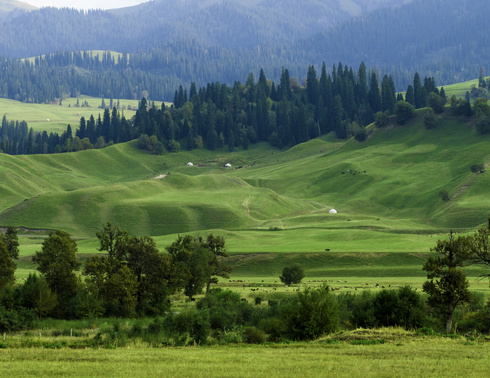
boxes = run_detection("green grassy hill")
[1,107,490,256]
[0,96,165,134]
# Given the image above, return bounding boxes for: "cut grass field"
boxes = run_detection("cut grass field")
[0,330,488,377]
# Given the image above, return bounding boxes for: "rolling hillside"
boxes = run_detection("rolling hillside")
[1,106,489,254]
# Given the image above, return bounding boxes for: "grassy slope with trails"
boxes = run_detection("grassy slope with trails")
[1,106,490,255]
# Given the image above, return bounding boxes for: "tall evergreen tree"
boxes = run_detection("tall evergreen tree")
[368,72,381,113]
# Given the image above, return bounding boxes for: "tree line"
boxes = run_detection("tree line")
[1,221,490,344]
[0,223,231,325]
[1,64,450,156]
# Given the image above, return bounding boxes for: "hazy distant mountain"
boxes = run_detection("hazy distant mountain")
[0,0,413,57]
[1,0,488,101]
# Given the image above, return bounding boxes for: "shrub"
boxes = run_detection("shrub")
[243,326,266,344]
[351,287,425,330]
[394,101,415,125]
[258,317,286,342]
[197,289,253,331]
[375,111,388,127]
[438,190,450,202]
[190,309,210,345]
[470,163,485,173]
[424,109,438,129]
[427,92,445,113]
[416,327,438,336]
[351,291,377,328]
[281,285,340,340]
[354,127,368,142]
[475,116,490,134]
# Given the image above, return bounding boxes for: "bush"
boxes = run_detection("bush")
[243,326,266,344]
[394,101,415,125]
[470,163,485,173]
[438,190,450,202]
[281,285,339,340]
[350,287,425,330]
[375,111,388,127]
[427,92,445,113]
[190,309,210,345]
[258,317,286,342]
[0,307,36,332]
[351,291,377,328]
[424,109,438,129]
[354,127,368,142]
[196,289,253,331]
[475,116,490,134]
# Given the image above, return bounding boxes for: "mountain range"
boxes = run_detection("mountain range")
[0,0,488,97]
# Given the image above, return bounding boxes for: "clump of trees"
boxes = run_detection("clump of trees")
[0,224,233,328]
[1,220,490,341]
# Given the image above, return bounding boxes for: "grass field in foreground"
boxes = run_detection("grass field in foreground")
[0,331,488,377]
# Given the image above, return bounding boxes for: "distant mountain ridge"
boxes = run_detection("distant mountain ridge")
[0,0,412,57]
[1,0,490,101]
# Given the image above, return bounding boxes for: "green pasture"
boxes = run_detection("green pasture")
[1,109,490,250]
[441,76,490,100]
[1,105,490,293]
[0,96,164,134]
[0,331,488,377]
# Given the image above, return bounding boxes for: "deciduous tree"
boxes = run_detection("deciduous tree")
[423,232,472,332]
[280,263,305,286]
[33,230,80,313]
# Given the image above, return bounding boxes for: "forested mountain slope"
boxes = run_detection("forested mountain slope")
[0,0,411,58]
[300,0,490,88]
[0,0,488,101]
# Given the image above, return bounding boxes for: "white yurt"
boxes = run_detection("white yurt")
[186,162,194,166]
[329,209,338,214]
[224,163,232,168]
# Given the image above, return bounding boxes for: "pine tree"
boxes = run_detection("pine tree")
[306,65,319,105]
[368,72,381,113]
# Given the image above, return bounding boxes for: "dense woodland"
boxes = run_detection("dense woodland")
[0,63,449,155]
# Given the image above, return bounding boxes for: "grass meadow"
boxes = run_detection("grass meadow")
[0,96,164,134]
[2,104,490,293]
[2,95,490,375]
[0,330,488,377]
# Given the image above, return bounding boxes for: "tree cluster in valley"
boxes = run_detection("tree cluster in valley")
[0,221,490,342]
[0,224,231,324]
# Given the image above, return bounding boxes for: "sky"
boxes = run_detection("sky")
[23,1,149,10]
